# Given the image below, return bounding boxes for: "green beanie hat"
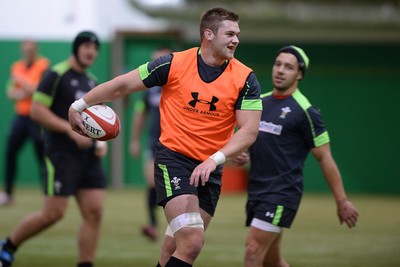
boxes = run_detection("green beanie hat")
[277,45,309,78]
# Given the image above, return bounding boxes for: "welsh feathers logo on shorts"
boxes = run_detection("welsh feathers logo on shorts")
[171,177,181,190]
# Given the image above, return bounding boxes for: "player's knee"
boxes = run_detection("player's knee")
[178,228,204,260]
[169,212,205,257]
[187,242,203,260]
[41,210,64,226]
[245,238,261,257]
[83,206,103,222]
[161,234,176,255]
[245,236,272,265]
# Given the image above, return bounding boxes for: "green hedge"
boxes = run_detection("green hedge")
[0,40,398,194]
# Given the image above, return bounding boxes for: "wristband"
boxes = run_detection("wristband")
[95,140,107,150]
[209,151,226,165]
[71,98,89,113]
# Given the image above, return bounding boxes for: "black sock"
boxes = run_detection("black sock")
[165,256,192,267]
[3,238,18,253]
[77,262,93,267]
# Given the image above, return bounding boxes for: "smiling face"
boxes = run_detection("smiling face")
[272,52,303,95]
[208,20,240,61]
[199,8,240,66]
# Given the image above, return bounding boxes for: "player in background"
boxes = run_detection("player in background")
[233,45,359,267]
[68,7,262,267]
[0,31,108,267]
[130,47,173,241]
[0,39,49,206]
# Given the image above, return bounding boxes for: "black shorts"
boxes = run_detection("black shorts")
[245,200,298,228]
[44,150,106,196]
[154,142,222,216]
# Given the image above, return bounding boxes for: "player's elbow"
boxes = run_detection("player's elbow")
[239,127,258,151]
[247,130,258,147]
[30,101,45,124]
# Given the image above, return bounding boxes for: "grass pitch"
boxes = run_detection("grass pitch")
[1,188,399,267]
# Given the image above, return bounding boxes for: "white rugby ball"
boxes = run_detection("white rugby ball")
[81,104,120,141]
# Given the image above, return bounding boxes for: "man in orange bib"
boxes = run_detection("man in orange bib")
[0,40,49,206]
[69,8,262,267]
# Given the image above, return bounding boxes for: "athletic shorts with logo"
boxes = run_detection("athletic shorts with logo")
[154,142,222,216]
[245,200,298,228]
[44,150,106,196]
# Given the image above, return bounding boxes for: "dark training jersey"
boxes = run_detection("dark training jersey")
[247,89,330,210]
[33,60,98,153]
[136,86,162,151]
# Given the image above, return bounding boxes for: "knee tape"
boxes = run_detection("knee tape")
[165,225,174,237]
[169,212,204,235]
[251,218,282,233]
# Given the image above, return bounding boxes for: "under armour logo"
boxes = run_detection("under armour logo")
[188,92,219,111]
[265,211,274,218]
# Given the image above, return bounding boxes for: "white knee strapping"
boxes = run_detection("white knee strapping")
[251,218,282,233]
[169,212,204,235]
[165,225,174,237]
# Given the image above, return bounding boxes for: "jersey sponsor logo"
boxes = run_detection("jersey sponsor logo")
[259,121,282,135]
[279,107,291,119]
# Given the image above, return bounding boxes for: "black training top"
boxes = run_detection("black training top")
[247,89,330,210]
[136,86,162,145]
[33,60,97,152]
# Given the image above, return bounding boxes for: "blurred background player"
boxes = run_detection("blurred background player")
[130,47,173,241]
[0,39,49,206]
[0,31,107,267]
[233,45,359,267]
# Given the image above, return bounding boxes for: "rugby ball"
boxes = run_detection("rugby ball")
[81,104,120,141]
